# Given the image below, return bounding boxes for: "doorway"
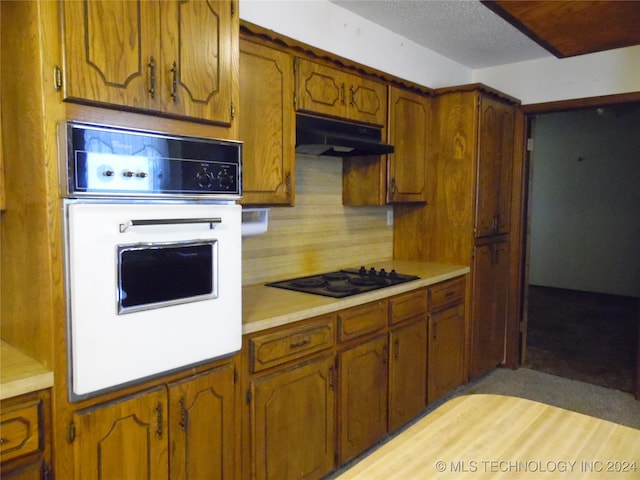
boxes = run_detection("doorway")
[519,97,640,398]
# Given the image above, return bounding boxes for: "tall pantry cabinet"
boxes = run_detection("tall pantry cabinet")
[394,84,519,381]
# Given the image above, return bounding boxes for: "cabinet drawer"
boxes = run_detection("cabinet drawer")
[0,401,41,462]
[389,289,428,325]
[428,277,465,311]
[338,301,387,342]
[250,316,335,373]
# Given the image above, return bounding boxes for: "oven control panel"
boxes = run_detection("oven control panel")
[61,122,242,198]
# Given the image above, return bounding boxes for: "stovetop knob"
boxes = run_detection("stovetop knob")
[368,267,377,276]
[379,268,387,277]
[359,266,367,275]
[389,269,398,278]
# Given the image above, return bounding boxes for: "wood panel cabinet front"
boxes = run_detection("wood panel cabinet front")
[338,334,388,464]
[475,96,515,237]
[388,318,427,432]
[239,39,295,205]
[252,355,335,480]
[389,288,428,326]
[471,241,510,379]
[72,386,169,480]
[70,364,236,480]
[428,303,465,403]
[295,58,387,126]
[249,316,335,373]
[337,301,387,342]
[387,86,431,203]
[0,390,51,480]
[168,365,236,480]
[62,0,236,125]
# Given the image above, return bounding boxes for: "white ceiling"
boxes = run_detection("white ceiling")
[330,0,552,69]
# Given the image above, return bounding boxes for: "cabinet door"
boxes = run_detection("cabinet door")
[295,59,386,126]
[252,356,335,480]
[475,97,515,237]
[387,87,431,203]
[161,0,235,124]
[295,58,347,119]
[428,303,465,403]
[239,40,295,205]
[72,387,168,480]
[168,365,235,480]
[470,242,509,379]
[388,319,427,431]
[347,72,387,126]
[63,0,161,110]
[338,334,388,464]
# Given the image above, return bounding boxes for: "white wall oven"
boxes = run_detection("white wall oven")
[60,122,242,401]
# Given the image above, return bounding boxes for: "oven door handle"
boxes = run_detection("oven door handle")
[119,217,222,233]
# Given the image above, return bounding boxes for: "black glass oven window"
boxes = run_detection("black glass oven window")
[119,242,215,312]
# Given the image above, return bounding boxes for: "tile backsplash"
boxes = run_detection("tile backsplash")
[241,155,393,285]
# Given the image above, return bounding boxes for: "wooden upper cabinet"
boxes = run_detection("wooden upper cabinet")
[160,0,234,124]
[387,86,431,203]
[239,39,295,205]
[62,0,236,125]
[475,96,515,237]
[295,58,386,126]
[62,0,161,110]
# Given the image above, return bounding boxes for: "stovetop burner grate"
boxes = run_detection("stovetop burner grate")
[265,267,419,298]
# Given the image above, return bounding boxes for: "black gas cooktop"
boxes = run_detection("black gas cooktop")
[265,266,420,298]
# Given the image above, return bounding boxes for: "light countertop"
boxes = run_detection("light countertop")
[336,393,640,479]
[243,260,469,334]
[1,341,53,400]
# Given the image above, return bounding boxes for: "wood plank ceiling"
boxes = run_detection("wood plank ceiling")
[482,1,640,58]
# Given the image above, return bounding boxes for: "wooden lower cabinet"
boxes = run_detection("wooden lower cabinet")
[428,303,466,403]
[72,386,169,480]
[251,355,335,480]
[471,241,509,379]
[338,334,388,464]
[71,364,235,480]
[168,365,236,480]
[388,318,428,431]
[0,390,51,480]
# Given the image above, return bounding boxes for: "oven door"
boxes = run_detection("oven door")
[64,200,241,400]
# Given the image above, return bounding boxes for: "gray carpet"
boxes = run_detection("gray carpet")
[458,367,640,430]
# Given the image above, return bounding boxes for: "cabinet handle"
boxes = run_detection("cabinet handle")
[349,85,355,106]
[290,338,310,349]
[170,62,178,103]
[179,397,188,432]
[390,178,397,195]
[0,437,7,445]
[493,214,501,232]
[433,321,438,339]
[329,365,335,390]
[340,84,345,105]
[156,402,164,438]
[394,338,400,359]
[148,56,156,98]
[382,344,388,364]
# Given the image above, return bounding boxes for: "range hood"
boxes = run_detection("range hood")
[295,113,394,157]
